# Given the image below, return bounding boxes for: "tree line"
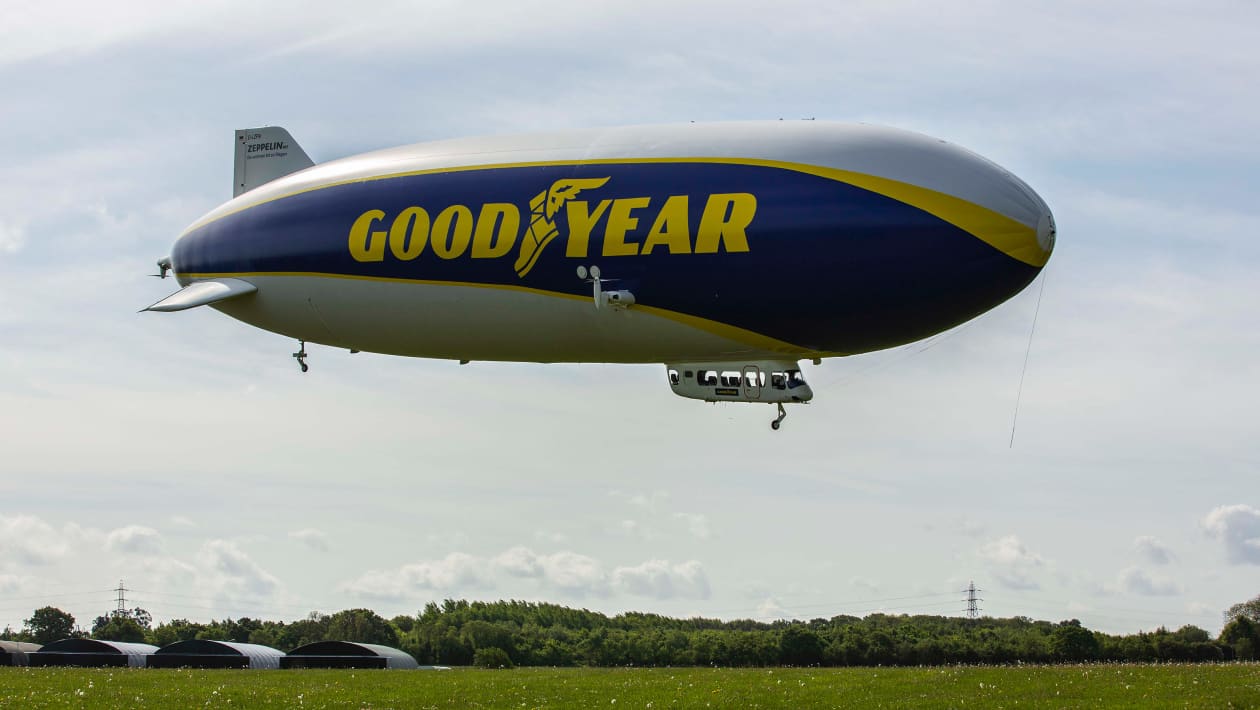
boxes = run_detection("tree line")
[4,593,1258,667]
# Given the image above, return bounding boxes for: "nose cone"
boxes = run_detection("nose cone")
[1002,168,1055,269]
[1036,209,1057,256]
[975,161,1055,270]
[828,125,1055,273]
[938,161,1054,272]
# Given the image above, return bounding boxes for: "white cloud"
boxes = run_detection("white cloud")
[755,597,791,621]
[533,551,609,596]
[978,535,1045,590]
[196,540,280,599]
[532,530,568,545]
[424,531,470,549]
[1115,567,1180,597]
[1201,505,1260,564]
[1133,535,1173,565]
[344,547,710,602]
[288,528,329,552]
[850,577,883,595]
[612,560,710,600]
[618,519,643,538]
[0,220,24,254]
[628,491,670,510]
[1187,601,1214,616]
[141,555,198,587]
[341,553,493,601]
[0,574,27,594]
[957,518,988,538]
[0,515,70,566]
[494,546,543,578]
[674,513,711,540]
[104,525,163,556]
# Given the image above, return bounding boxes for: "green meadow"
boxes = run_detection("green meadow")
[1,664,1257,709]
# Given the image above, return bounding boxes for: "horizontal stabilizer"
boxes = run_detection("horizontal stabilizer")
[144,278,257,312]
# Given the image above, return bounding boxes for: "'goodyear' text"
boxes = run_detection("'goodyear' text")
[347,178,756,277]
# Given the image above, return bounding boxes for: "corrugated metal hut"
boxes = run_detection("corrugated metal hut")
[1,640,42,666]
[281,641,421,669]
[28,639,157,667]
[147,640,284,669]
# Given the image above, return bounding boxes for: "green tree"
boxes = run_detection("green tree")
[1221,616,1258,661]
[1050,620,1099,661]
[1225,594,1260,624]
[1173,625,1210,643]
[24,606,77,645]
[461,620,516,658]
[92,614,147,643]
[326,608,399,647]
[247,627,279,648]
[473,646,514,668]
[778,625,824,666]
[147,619,207,647]
[277,612,329,649]
[1,625,27,641]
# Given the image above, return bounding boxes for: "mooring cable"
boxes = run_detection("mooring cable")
[1009,269,1050,448]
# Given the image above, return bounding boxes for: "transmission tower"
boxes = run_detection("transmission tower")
[115,579,128,614]
[963,580,983,619]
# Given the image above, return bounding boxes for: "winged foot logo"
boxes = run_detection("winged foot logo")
[515,177,610,277]
[347,177,757,277]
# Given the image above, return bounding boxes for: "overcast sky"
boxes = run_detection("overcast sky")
[1,1,1257,636]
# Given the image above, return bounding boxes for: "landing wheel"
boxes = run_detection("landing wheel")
[293,340,309,373]
[770,403,787,431]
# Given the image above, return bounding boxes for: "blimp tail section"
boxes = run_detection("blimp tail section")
[233,126,313,197]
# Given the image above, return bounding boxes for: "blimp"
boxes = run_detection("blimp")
[148,121,1055,429]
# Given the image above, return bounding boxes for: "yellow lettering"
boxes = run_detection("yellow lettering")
[641,195,692,255]
[565,199,613,257]
[348,209,387,262]
[388,207,429,261]
[695,193,755,253]
[603,197,650,257]
[431,205,474,259]
[472,203,520,258]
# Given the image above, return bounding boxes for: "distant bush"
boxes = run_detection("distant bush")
[473,647,514,669]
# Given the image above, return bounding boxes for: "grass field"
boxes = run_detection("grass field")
[1,664,1257,709]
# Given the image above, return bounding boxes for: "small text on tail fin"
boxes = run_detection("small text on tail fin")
[233,126,314,197]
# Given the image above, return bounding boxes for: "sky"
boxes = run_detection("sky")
[1,0,1258,636]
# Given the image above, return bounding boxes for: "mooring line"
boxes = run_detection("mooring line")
[1010,269,1049,447]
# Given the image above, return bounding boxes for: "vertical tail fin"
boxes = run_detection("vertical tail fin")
[233,126,314,197]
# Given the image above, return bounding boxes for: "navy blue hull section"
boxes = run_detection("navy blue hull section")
[175,162,1039,354]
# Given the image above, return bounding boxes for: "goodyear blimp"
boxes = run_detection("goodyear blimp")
[148,121,1055,429]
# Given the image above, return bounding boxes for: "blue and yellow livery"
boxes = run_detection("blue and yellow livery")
[150,122,1054,429]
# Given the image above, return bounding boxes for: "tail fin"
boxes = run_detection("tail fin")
[233,126,314,197]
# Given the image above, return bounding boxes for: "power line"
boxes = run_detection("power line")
[757,599,965,621]
[0,589,116,601]
[705,591,959,617]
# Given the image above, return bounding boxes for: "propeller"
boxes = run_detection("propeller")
[151,257,173,279]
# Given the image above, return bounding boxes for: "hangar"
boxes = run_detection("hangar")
[28,639,156,667]
[280,641,420,669]
[147,640,284,669]
[1,640,41,666]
